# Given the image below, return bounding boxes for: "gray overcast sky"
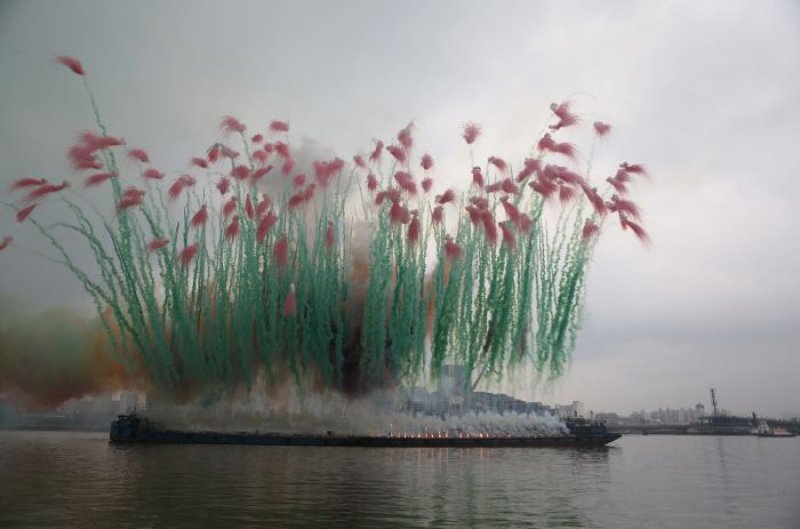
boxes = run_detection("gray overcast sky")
[1,0,798,416]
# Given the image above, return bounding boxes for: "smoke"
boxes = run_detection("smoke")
[0,293,135,409]
[143,378,567,436]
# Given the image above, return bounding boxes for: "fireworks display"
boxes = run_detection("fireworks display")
[1,56,648,404]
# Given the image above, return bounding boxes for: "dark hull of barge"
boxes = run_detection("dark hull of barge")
[109,414,621,448]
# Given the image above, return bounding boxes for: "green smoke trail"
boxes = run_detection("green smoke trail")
[1,62,649,403]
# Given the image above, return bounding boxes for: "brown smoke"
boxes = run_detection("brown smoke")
[0,295,135,409]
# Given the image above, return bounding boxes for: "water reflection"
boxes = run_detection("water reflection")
[2,433,798,528]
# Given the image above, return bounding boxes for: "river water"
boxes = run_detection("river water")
[1,430,798,528]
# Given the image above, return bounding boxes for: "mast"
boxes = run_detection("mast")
[710,388,719,417]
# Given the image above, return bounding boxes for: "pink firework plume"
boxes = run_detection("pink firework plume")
[367,174,378,191]
[288,191,304,210]
[283,284,297,316]
[420,153,434,171]
[216,177,231,195]
[10,178,48,191]
[281,159,295,176]
[582,220,599,241]
[620,162,648,177]
[325,221,335,251]
[127,148,149,163]
[484,182,502,194]
[471,167,484,188]
[244,194,254,219]
[500,198,520,225]
[488,156,508,173]
[55,55,85,76]
[251,166,272,182]
[606,175,628,194]
[593,121,612,137]
[436,188,456,205]
[621,216,649,243]
[394,171,417,195]
[313,158,345,188]
[518,213,533,234]
[207,144,221,164]
[444,237,462,259]
[421,177,433,193]
[274,237,289,270]
[369,140,384,163]
[231,165,250,181]
[480,210,498,245]
[256,213,277,243]
[530,178,558,200]
[499,221,516,250]
[252,150,269,165]
[470,196,489,210]
[167,181,184,201]
[549,101,580,130]
[67,145,102,171]
[432,205,443,225]
[581,185,607,216]
[222,197,237,217]
[179,243,199,266]
[517,158,541,182]
[220,145,239,159]
[558,185,578,204]
[16,204,37,223]
[190,205,208,228]
[537,133,556,152]
[122,186,146,199]
[221,116,246,134]
[407,214,420,246]
[225,215,240,241]
[78,131,125,151]
[389,201,410,225]
[251,133,264,143]
[24,181,69,203]
[537,134,576,160]
[553,141,577,160]
[465,205,481,226]
[353,155,367,169]
[608,195,641,220]
[147,238,170,253]
[191,157,209,169]
[117,194,143,212]
[83,171,117,189]
[500,178,519,194]
[269,120,290,133]
[143,168,164,180]
[549,166,585,187]
[0,236,13,252]
[256,195,271,218]
[462,122,481,145]
[386,145,406,163]
[274,142,290,159]
[397,122,414,150]
[303,183,316,203]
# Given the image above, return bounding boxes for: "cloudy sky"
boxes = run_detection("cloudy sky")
[1,0,798,416]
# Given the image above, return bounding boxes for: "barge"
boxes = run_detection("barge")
[109,413,621,448]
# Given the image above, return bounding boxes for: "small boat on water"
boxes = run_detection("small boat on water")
[755,420,797,438]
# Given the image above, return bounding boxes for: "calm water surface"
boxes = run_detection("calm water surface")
[1,431,798,528]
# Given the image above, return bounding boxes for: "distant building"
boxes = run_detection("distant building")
[554,401,585,419]
[696,403,705,418]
